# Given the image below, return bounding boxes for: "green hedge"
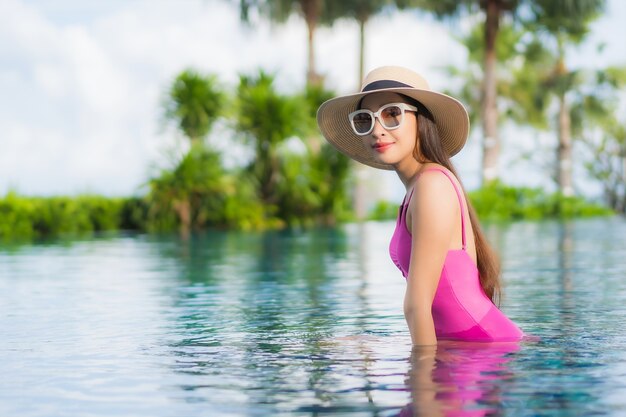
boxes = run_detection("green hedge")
[0,182,614,241]
[368,200,400,221]
[368,181,613,221]
[0,193,129,241]
[469,181,613,220]
[0,189,280,241]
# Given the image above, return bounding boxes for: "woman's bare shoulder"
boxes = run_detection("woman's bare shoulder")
[413,165,457,199]
[407,165,459,228]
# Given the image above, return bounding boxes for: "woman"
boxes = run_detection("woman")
[317,66,524,346]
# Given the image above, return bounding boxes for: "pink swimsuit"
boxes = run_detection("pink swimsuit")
[389,168,524,342]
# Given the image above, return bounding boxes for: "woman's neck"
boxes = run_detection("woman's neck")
[395,158,428,192]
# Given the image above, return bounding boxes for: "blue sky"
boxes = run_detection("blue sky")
[1,0,624,200]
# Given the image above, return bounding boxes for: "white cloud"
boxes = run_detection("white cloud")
[0,0,623,198]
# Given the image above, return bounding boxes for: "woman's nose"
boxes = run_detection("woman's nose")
[371,118,386,137]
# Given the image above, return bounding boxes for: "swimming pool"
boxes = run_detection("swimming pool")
[1,218,625,416]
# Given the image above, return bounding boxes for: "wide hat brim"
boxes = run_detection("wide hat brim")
[316,66,470,170]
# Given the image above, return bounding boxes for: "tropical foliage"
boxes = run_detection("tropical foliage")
[523,0,606,196]
[468,181,612,220]
[577,67,626,213]
[234,70,308,205]
[2,1,624,242]
[237,0,338,85]
[164,69,224,143]
[150,67,351,232]
[368,182,613,222]
[0,193,127,241]
[396,0,529,184]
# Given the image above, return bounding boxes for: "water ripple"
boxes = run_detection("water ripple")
[1,219,626,416]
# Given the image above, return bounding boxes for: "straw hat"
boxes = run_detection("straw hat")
[316,66,470,170]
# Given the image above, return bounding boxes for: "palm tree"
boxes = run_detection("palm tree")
[325,0,390,85]
[147,145,228,234]
[164,69,224,144]
[307,0,388,220]
[301,83,353,223]
[584,118,626,213]
[158,69,226,234]
[525,0,606,196]
[234,70,308,205]
[444,20,533,147]
[238,0,337,86]
[396,0,526,185]
[575,67,626,212]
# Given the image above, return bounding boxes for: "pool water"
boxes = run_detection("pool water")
[1,218,625,416]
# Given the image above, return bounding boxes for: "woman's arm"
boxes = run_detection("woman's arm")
[404,170,458,346]
[406,345,444,416]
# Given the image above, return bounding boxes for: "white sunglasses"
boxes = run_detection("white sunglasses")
[348,102,418,136]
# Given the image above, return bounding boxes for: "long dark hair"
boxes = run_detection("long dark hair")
[404,96,501,305]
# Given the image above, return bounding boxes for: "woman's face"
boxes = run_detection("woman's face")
[359,92,418,169]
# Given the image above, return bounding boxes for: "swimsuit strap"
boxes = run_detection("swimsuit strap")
[408,168,467,250]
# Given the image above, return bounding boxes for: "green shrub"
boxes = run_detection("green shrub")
[222,175,275,230]
[469,181,613,220]
[0,192,37,240]
[0,193,130,240]
[76,195,124,231]
[144,145,229,232]
[545,193,613,218]
[120,197,149,231]
[30,197,93,236]
[368,200,399,221]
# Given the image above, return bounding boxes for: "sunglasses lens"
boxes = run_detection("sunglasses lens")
[380,106,403,129]
[352,112,373,134]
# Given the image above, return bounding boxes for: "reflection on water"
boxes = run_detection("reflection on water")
[1,219,626,416]
[401,342,520,417]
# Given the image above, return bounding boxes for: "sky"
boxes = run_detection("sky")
[1,0,625,200]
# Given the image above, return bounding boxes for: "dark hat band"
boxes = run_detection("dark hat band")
[362,80,412,92]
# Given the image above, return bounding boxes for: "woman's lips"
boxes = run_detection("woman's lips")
[373,142,393,153]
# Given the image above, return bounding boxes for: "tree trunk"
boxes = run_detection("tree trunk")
[358,17,366,88]
[302,0,321,86]
[306,21,317,85]
[256,143,279,204]
[481,0,500,184]
[554,38,573,197]
[615,138,626,214]
[353,16,368,221]
[173,199,191,238]
[557,93,574,196]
